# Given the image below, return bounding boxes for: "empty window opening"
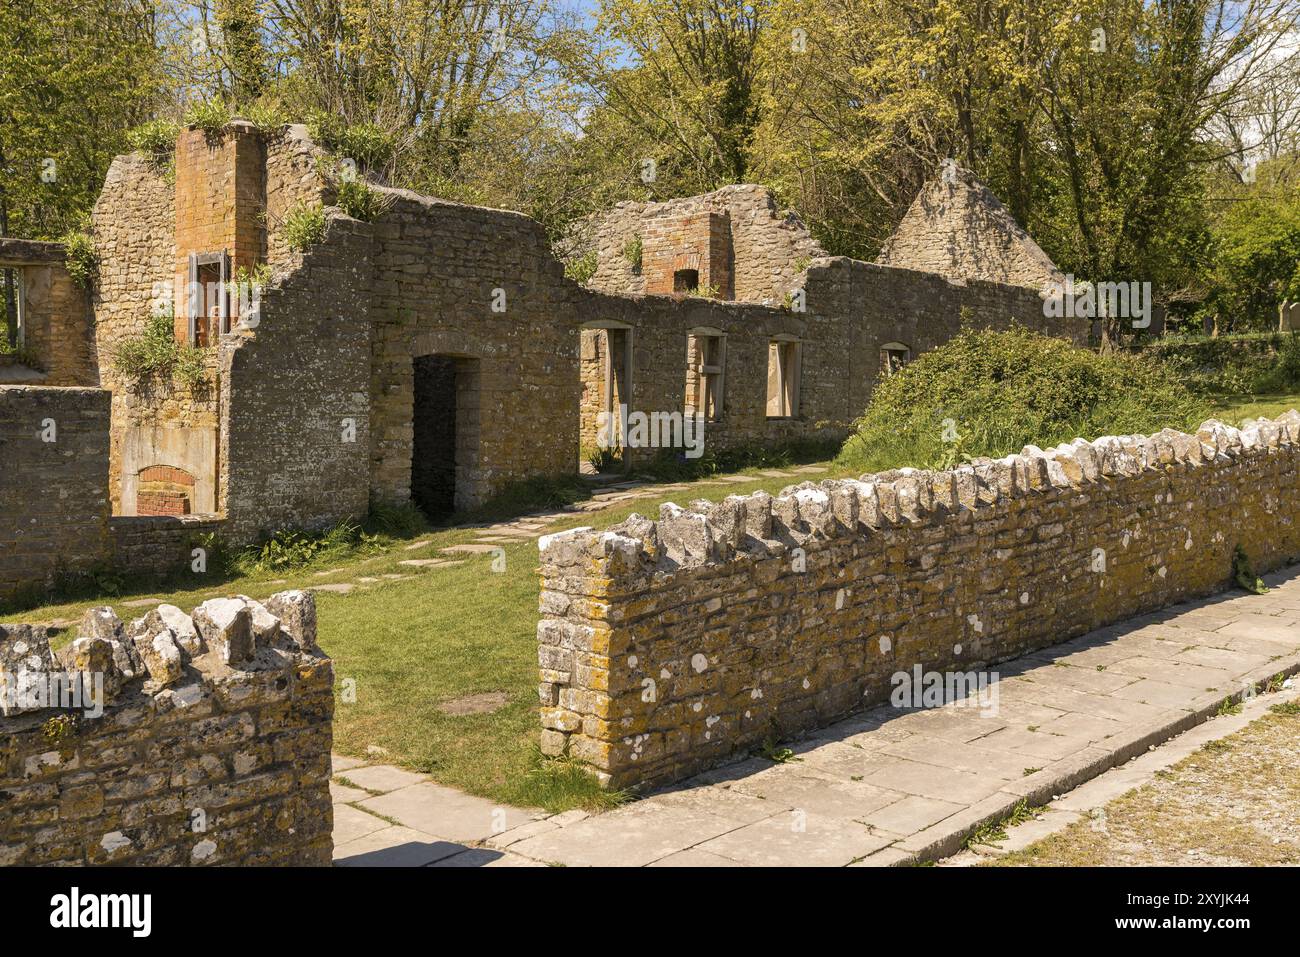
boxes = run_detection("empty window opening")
[880,342,911,376]
[578,323,633,474]
[686,329,726,422]
[186,251,230,345]
[673,268,699,294]
[2,267,25,350]
[412,354,481,520]
[766,338,801,418]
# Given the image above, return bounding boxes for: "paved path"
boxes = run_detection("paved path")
[330,568,1300,867]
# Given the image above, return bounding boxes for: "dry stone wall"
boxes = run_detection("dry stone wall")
[537,414,1300,789]
[0,592,333,866]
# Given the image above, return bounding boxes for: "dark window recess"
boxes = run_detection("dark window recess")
[673,269,699,293]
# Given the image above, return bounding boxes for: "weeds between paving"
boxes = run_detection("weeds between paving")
[990,708,1300,866]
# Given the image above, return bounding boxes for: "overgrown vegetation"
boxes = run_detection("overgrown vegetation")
[334,177,389,222]
[838,328,1209,473]
[112,312,209,389]
[1146,332,1300,398]
[281,201,327,252]
[564,249,598,285]
[59,229,98,288]
[184,99,232,137]
[126,119,181,163]
[622,234,643,271]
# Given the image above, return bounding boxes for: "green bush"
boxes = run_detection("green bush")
[308,116,396,172]
[334,177,388,222]
[622,234,643,271]
[564,249,597,285]
[281,201,327,251]
[837,327,1210,473]
[184,99,232,136]
[60,229,97,288]
[113,312,209,389]
[126,119,182,160]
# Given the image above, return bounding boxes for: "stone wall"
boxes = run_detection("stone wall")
[0,592,333,865]
[220,215,372,541]
[0,386,111,605]
[110,514,227,580]
[0,240,95,387]
[573,184,827,304]
[264,125,329,272]
[876,166,1064,291]
[536,414,1300,789]
[91,151,222,516]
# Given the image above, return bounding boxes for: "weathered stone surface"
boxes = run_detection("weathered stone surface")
[264,589,317,651]
[0,623,57,716]
[538,417,1300,791]
[0,598,333,866]
[192,597,255,666]
[134,628,185,687]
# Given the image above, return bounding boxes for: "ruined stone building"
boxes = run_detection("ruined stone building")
[1,122,1077,602]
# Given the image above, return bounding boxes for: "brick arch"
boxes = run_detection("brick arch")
[136,464,196,516]
[138,465,196,487]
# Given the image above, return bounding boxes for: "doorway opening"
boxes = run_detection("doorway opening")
[578,321,633,474]
[412,353,480,520]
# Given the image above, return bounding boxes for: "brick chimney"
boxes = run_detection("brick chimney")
[172,122,266,345]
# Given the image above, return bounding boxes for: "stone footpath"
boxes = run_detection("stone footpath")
[330,566,1300,866]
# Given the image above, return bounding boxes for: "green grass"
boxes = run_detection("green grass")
[1209,390,1300,425]
[5,463,847,811]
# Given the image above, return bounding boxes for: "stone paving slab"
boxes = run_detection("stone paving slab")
[329,567,1300,866]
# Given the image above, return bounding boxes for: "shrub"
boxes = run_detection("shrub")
[281,201,327,251]
[622,234,643,271]
[308,116,397,172]
[241,101,288,135]
[60,229,97,288]
[837,327,1210,473]
[334,177,388,222]
[113,312,209,389]
[564,249,597,285]
[126,119,182,160]
[184,99,232,136]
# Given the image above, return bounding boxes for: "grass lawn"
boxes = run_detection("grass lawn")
[990,704,1300,866]
[1209,390,1300,425]
[7,463,852,811]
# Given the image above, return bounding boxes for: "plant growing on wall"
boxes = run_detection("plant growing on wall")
[184,99,231,137]
[622,234,643,272]
[126,119,181,162]
[59,228,97,288]
[564,249,598,285]
[335,177,389,222]
[282,201,327,251]
[112,311,209,389]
